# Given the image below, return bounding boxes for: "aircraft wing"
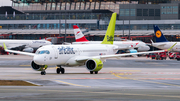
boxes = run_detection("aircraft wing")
[3,43,35,56]
[76,50,166,61]
[97,50,166,60]
[76,43,177,61]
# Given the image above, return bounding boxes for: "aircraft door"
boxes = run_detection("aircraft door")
[52,46,58,59]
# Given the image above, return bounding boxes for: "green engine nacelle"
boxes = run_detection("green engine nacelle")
[85,58,103,72]
[31,61,48,71]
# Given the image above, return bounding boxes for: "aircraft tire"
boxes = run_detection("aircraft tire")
[56,68,60,74]
[90,71,93,74]
[61,68,65,74]
[95,71,98,74]
[41,71,46,75]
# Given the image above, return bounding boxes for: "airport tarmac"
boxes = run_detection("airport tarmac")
[0,55,180,101]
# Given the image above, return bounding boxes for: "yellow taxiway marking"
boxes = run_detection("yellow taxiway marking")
[111,70,180,87]
[55,80,91,88]
[113,70,141,72]
[19,65,31,67]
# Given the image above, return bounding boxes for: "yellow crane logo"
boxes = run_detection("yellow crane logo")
[156,30,162,38]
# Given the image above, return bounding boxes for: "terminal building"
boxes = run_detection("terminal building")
[1,0,180,43]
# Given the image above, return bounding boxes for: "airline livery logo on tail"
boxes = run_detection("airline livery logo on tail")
[76,31,80,35]
[73,25,89,42]
[107,35,113,41]
[155,30,162,38]
[101,13,117,44]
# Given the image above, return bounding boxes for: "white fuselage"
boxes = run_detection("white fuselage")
[0,39,51,49]
[72,41,150,51]
[33,44,118,66]
[152,42,180,52]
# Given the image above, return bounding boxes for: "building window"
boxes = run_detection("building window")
[143,9,148,16]
[131,9,135,16]
[137,9,142,16]
[149,9,154,16]
[120,9,124,16]
[155,9,160,16]
[173,6,178,14]
[161,6,166,14]
[167,6,172,14]
[125,9,129,16]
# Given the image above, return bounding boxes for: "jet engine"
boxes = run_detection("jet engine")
[126,49,137,53]
[85,58,103,72]
[137,46,150,51]
[23,47,34,53]
[31,61,48,71]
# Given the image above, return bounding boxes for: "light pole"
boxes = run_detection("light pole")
[59,12,61,37]
[128,0,131,40]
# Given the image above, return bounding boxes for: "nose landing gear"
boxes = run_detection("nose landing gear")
[41,68,46,75]
[41,71,46,75]
[56,65,65,74]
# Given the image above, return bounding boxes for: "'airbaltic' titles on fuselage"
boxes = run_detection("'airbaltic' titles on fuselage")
[58,46,75,54]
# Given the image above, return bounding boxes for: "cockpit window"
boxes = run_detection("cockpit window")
[36,50,50,54]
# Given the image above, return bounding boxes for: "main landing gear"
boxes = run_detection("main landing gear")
[90,71,98,74]
[56,65,65,74]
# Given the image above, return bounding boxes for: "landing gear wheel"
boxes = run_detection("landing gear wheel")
[56,68,60,74]
[95,71,98,74]
[90,71,93,74]
[61,68,65,74]
[41,71,46,75]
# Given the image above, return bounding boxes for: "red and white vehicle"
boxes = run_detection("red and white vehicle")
[169,52,180,61]
[147,52,167,60]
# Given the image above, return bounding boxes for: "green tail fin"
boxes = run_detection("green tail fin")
[101,13,117,44]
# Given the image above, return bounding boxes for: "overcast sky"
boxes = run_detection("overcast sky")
[0,0,12,7]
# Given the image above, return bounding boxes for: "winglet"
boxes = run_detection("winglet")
[166,42,177,51]
[101,13,117,44]
[3,43,7,50]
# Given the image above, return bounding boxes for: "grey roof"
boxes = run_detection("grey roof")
[0,29,180,36]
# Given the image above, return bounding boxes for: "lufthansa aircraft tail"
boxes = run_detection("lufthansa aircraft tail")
[153,25,169,42]
[73,25,89,42]
[101,13,117,45]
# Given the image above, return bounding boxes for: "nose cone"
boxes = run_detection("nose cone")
[146,46,150,51]
[33,55,44,65]
[138,46,150,51]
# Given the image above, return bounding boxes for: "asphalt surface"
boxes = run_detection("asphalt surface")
[0,55,180,101]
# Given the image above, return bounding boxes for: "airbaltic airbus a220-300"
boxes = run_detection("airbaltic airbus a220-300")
[3,13,175,75]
